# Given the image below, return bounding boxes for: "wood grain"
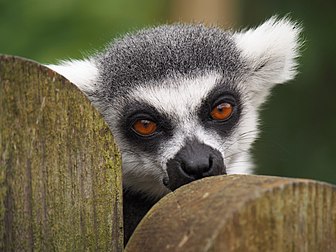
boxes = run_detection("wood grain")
[126,175,336,252]
[0,55,123,251]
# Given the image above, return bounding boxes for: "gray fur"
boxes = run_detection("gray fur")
[93,24,246,102]
[47,17,302,201]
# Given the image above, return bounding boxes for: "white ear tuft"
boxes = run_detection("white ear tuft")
[47,59,99,93]
[234,16,303,85]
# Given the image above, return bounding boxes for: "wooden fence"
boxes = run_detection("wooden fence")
[1,56,335,251]
[0,56,123,251]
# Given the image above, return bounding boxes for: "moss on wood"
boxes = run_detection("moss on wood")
[0,55,123,251]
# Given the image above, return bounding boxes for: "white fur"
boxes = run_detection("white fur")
[47,59,99,93]
[131,73,255,173]
[47,17,302,199]
[117,73,258,198]
[132,72,221,118]
[120,73,226,197]
[234,17,302,85]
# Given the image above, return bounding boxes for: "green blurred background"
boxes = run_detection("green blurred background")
[1,0,335,184]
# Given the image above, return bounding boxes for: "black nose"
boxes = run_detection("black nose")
[165,139,226,191]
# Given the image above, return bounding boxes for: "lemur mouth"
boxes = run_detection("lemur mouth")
[164,140,226,191]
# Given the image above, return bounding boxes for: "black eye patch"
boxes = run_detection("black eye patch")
[198,84,242,136]
[118,100,175,154]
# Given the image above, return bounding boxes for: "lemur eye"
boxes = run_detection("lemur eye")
[132,119,157,136]
[210,102,233,121]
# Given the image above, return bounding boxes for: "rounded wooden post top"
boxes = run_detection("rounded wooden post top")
[126,174,336,252]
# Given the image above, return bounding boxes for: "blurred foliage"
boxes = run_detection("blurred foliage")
[239,0,336,185]
[0,0,169,62]
[0,0,335,184]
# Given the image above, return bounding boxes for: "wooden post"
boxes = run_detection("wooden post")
[0,56,123,251]
[126,175,336,251]
[169,0,239,28]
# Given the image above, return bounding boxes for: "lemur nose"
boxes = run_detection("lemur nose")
[180,153,213,179]
[165,139,226,191]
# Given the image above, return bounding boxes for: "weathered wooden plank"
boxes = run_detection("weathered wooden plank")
[0,55,123,251]
[126,175,336,252]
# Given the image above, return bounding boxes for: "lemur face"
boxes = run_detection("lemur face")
[108,72,255,198]
[48,17,302,199]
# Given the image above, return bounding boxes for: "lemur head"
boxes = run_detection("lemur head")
[49,17,302,200]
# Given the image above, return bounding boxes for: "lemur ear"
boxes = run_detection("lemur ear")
[234,16,302,96]
[47,59,98,94]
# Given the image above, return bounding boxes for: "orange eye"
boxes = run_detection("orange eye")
[210,102,233,121]
[132,119,157,136]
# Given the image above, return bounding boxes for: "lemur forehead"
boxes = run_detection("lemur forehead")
[130,72,222,117]
[96,24,245,100]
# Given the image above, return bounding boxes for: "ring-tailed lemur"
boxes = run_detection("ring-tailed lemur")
[48,17,302,201]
